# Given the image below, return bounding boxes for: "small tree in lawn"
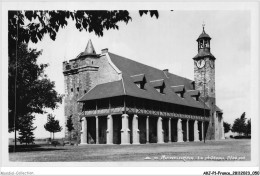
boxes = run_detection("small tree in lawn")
[224,122,231,134]
[232,112,246,136]
[44,114,62,140]
[66,115,74,144]
[18,115,37,145]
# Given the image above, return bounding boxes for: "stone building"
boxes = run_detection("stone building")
[62,26,225,144]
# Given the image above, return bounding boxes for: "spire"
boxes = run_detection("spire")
[197,23,211,41]
[202,21,205,34]
[84,39,96,55]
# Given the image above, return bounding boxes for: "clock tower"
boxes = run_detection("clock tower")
[193,24,219,140]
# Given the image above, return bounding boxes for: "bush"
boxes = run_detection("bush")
[234,136,251,139]
[51,140,60,147]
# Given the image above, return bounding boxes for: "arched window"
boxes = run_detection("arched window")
[200,40,203,48]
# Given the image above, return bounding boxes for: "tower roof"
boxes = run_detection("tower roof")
[197,26,211,41]
[84,39,96,55]
[77,39,97,58]
[193,49,216,60]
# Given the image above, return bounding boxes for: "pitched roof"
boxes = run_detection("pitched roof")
[79,52,211,110]
[78,80,125,101]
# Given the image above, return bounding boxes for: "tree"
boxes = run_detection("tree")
[245,119,251,136]
[8,43,62,132]
[66,115,74,144]
[232,112,246,135]
[44,114,63,140]
[224,122,231,133]
[18,115,37,145]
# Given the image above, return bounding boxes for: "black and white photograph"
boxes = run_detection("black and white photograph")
[1,1,259,176]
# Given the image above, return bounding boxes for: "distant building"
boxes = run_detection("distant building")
[62,26,225,144]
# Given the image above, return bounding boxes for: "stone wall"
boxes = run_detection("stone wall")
[63,53,121,140]
[194,57,220,140]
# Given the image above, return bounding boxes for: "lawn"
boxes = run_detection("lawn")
[9,139,250,162]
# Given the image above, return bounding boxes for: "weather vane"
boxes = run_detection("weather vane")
[202,21,205,30]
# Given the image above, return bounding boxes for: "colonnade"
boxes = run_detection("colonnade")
[81,114,206,145]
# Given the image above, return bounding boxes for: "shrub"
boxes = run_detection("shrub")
[51,140,60,147]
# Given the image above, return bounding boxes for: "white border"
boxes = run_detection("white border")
[1,1,259,175]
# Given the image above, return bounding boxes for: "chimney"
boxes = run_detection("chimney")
[101,48,108,54]
[163,69,169,77]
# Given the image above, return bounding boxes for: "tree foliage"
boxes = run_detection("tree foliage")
[44,114,63,140]
[66,115,74,132]
[224,121,231,133]
[245,119,251,136]
[66,115,74,143]
[232,112,246,135]
[8,10,159,47]
[8,43,62,132]
[18,115,37,145]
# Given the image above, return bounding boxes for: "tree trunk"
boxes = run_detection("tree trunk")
[53,132,54,140]
[69,131,71,145]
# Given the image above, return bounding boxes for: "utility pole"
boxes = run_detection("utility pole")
[13,11,19,152]
[203,60,206,143]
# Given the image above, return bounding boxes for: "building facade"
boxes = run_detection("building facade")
[62,27,225,144]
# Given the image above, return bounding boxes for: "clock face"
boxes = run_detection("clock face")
[210,60,214,68]
[196,59,205,68]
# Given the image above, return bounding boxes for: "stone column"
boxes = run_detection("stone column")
[81,117,88,144]
[95,116,99,144]
[121,114,130,145]
[194,120,200,142]
[146,116,149,143]
[201,121,204,141]
[157,117,164,143]
[106,115,113,144]
[168,118,172,143]
[132,114,140,144]
[177,119,183,142]
[186,119,189,142]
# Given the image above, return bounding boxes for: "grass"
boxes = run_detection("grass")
[9,139,250,162]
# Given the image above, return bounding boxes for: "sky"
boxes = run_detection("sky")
[9,10,251,139]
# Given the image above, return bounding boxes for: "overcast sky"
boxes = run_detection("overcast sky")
[9,10,251,138]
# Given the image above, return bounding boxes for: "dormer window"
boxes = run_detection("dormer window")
[179,92,184,98]
[131,74,146,90]
[135,82,145,89]
[171,85,185,98]
[150,79,165,94]
[186,90,200,101]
